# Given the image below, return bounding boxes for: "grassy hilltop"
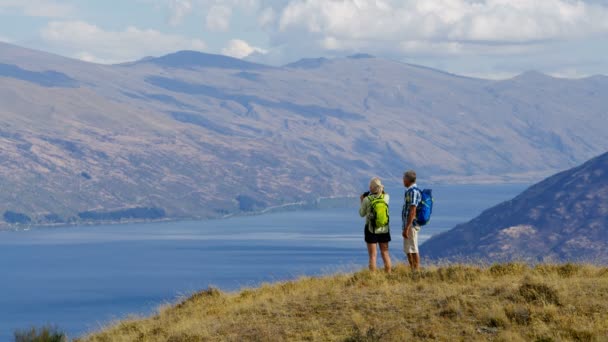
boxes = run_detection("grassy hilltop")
[79,263,608,342]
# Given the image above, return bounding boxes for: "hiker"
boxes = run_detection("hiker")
[359,177,392,273]
[402,170,422,270]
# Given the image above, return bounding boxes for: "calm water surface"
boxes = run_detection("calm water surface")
[0,184,527,339]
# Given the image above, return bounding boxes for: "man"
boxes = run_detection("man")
[402,170,422,270]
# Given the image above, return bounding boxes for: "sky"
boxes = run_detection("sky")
[1,0,608,79]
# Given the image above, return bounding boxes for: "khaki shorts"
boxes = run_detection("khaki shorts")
[403,226,420,254]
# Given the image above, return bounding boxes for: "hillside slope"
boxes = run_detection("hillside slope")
[80,264,608,342]
[423,152,608,262]
[2,42,608,227]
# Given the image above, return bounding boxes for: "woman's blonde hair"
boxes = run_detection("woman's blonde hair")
[369,177,384,195]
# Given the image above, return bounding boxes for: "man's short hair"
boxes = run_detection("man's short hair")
[403,170,417,183]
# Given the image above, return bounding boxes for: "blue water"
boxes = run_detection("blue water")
[0,184,527,340]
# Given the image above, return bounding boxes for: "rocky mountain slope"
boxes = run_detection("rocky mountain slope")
[423,152,608,262]
[1,42,607,227]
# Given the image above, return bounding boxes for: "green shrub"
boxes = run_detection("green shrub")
[14,326,66,342]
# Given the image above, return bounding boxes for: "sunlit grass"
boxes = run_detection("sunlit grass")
[79,263,608,341]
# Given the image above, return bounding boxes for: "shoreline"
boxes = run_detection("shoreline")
[0,195,359,232]
[0,180,532,232]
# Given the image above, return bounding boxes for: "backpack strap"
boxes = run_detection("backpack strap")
[368,194,385,205]
[404,187,416,202]
[403,187,421,226]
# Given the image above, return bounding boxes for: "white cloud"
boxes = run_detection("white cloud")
[222,39,267,58]
[273,0,608,54]
[0,0,74,17]
[257,6,275,28]
[202,0,260,11]
[73,51,112,64]
[206,5,232,31]
[40,21,206,63]
[4,0,607,77]
[168,0,193,26]
[546,67,593,79]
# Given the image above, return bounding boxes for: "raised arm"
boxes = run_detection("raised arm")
[359,197,369,217]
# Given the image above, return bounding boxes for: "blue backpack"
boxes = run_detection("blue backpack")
[416,189,433,226]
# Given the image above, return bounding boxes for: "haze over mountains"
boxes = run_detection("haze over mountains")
[423,152,608,263]
[1,42,607,227]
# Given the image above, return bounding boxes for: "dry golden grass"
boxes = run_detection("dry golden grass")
[79,263,608,342]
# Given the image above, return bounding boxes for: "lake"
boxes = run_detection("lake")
[0,183,527,340]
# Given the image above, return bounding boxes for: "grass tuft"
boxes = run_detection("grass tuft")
[489,262,528,276]
[505,305,531,325]
[518,282,561,306]
[344,326,386,342]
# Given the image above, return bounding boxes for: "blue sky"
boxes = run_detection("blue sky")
[1,0,608,79]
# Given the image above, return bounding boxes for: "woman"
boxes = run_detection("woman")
[359,177,392,273]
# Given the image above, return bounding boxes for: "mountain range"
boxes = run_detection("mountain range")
[423,152,608,262]
[1,42,608,227]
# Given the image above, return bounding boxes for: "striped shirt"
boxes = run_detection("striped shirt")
[402,184,421,229]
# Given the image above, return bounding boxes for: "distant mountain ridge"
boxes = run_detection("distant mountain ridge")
[423,152,608,262]
[138,50,271,70]
[285,54,375,69]
[1,42,607,227]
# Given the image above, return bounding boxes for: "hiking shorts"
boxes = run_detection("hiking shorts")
[403,226,420,254]
[364,226,391,244]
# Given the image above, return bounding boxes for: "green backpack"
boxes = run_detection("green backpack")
[368,194,390,234]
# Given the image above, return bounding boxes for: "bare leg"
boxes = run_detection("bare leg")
[412,253,420,270]
[367,243,377,271]
[379,242,392,273]
[407,253,414,269]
